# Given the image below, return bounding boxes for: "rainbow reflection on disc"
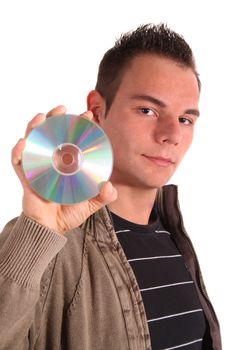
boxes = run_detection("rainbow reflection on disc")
[22,114,113,204]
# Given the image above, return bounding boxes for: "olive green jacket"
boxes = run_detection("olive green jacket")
[0,185,221,349]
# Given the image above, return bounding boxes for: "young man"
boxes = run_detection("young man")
[0,24,221,349]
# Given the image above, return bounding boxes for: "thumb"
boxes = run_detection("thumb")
[87,181,117,214]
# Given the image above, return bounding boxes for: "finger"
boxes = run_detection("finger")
[12,138,26,166]
[24,113,46,138]
[79,110,93,121]
[87,181,117,214]
[46,105,66,118]
[11,138,28,186]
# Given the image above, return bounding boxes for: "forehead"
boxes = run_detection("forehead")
[117,54,200,104]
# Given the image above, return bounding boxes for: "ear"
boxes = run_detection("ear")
[87,90,106,124]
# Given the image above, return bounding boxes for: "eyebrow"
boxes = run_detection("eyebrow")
[131,94,200,117]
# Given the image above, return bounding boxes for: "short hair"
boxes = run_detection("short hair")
[95,23,200,113]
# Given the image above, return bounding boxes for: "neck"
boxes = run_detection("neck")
[108,184,158,225]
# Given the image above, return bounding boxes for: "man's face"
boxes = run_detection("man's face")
[92,54,200,190]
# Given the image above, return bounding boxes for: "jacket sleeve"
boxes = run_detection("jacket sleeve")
[0,214,67,349]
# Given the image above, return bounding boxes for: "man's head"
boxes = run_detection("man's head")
[95,23,200,113]
[88,24,200,190]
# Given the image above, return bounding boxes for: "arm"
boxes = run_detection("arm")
[0,105,117,349]
[0,215,66,349]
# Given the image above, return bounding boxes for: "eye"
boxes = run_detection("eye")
[139,107,157,117]
[179,117,193,125]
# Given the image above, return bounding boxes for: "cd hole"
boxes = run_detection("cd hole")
[62,153,74,165]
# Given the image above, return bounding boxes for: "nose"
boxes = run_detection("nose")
[154,117,181,145]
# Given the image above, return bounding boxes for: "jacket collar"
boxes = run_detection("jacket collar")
[88,184,178,245]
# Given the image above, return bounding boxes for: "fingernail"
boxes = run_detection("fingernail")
[98,181,112,195]
[13,155,21,165]
[106,182,113,195]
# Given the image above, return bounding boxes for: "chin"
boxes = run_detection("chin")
[143,172,175,188]
[134,177,171,190]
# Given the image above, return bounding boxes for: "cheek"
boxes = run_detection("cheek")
[179,133,193,156]
[185,131,194,147]
[106,127,126,145]
[103,120,134,147]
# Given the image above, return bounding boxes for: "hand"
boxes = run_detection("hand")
[11,105,117,234]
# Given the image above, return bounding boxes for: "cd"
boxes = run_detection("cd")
[22,114,113,204]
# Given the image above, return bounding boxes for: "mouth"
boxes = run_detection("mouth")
[142,155,175,167]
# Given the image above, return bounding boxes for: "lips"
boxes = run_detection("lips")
[142,155,175,167]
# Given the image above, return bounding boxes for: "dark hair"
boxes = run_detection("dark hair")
[95,23,200,113]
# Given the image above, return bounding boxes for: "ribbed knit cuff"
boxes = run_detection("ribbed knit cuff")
[0,213,67,289]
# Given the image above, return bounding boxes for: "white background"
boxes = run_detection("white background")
[0,0,231,347]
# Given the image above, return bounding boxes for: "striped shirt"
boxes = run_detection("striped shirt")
[111,212,206,350]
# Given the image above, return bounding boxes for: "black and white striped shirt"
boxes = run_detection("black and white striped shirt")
[112,212,206,350]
